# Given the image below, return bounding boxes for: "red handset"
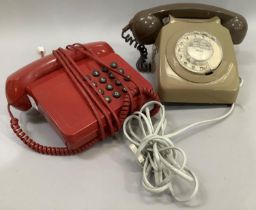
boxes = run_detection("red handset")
[6,42,159,155]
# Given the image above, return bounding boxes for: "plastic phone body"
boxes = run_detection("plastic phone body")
[6,42,159,154]
[123,3,248,104]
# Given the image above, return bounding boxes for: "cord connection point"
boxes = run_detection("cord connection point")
[37,46,45,57]
[129,144,145,164]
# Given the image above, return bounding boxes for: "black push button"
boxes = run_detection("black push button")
[118,68,124,74]
[92,70,100,77]
[122,87,128,93]
[98,89,104,95]
[109,72,115,79]
[115,80,122,86]
[124,75,131,81]
[99,77,107,84]
[113,91,121,98]
[106,84,113,91]
[105,96,112,103]
[110,62,118,68]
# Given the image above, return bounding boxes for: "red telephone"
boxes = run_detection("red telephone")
[6,42,159,155]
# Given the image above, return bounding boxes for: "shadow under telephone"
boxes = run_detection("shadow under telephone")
[122,3,248,104]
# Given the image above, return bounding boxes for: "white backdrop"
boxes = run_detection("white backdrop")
[0,0,256,210]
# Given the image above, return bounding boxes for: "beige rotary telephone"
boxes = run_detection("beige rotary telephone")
[122,3,248,104]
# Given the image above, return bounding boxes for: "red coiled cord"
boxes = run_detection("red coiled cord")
[8,89,159,155]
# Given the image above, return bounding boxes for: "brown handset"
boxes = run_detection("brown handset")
[122,3,248,104]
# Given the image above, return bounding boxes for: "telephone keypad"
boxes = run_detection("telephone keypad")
[91,63,134,103]
[92,70,100,77]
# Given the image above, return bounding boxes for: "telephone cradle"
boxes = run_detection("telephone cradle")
[6,42,159,155]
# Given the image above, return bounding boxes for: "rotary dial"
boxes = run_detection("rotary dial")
[175,31,223,75]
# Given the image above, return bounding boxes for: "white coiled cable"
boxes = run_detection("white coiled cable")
[123,101,235,201]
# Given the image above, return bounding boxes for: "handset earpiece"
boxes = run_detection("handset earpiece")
[222,16,247,44]
[121,14,163,72]
[130,13,163,45]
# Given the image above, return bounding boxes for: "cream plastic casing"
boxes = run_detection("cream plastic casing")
[153,16,240,104]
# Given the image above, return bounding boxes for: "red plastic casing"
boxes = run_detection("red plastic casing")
[6,42,156,149]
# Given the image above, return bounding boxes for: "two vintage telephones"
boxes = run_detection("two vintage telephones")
[122,3,248,104]
[5,3,248,155]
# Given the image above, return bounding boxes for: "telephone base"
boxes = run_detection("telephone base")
[154,16,240,105]
[6,42,159,154]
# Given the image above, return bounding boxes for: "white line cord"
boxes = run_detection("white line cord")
[123,101,235,202]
